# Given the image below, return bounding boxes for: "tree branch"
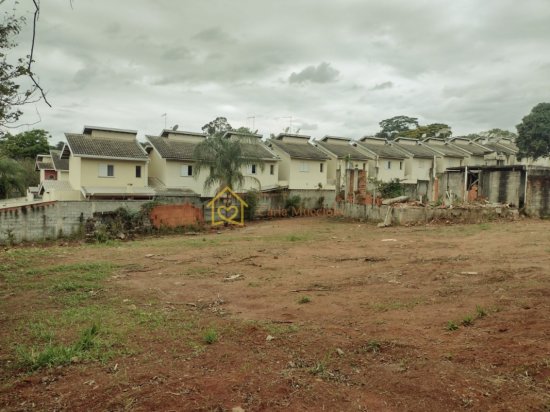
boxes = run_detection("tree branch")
[28,0,51,107]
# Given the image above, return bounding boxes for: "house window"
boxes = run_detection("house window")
[181,164,193,177]
[386,161,391,170]
[99,164,114,177]
[320,163,324,173]
[135,165,142,178]
[270,164,275,175]
[299,162,309,172]
[362,162,366,170]
[399,161,403,170]
[249,164,257,174]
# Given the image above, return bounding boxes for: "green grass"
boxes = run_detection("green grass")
[203,328,218,344]
[298,296,311,304]
[476,305,487,318]
[446,321,459,331]
[16,324,109,371]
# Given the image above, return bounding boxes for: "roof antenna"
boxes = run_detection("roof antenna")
[172,124,179,131]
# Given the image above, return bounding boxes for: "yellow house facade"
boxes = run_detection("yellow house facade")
[60,126,154,199]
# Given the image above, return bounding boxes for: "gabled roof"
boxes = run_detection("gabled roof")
[393,138,440,158]
[316,141,371,161]
[63,133,148,160]
[355,141,407,159]
[483,142,517,155]
[35,161,54,170]
[146,135,197,160]
[38,180,74,194]
[449,138,493,156]
[50,150,69,171]
[422,138,468,158]
[493,139,519,154]
[240,142,278,160]
[268,139,329,160]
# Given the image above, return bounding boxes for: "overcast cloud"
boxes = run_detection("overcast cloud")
[5,0,550,144]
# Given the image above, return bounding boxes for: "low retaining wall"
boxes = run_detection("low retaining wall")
[337,203,519,225]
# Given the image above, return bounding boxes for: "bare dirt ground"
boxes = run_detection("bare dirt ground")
[1,217,549,411]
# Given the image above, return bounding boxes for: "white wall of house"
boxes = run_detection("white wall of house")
[403,157,434,183]
[373,158,406,182]
[165,160,209,195]
[287,158,329,189]
[435,157,463,173]
[239,160,279,192]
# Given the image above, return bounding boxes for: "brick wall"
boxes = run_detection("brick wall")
[149,204,204,228]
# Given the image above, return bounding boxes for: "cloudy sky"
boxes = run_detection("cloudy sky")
[7,0,550,144]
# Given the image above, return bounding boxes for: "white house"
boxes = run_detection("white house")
[146,129,208,197]
[354,137,407,182]
[267,133,331,190]
[313,136,371,193]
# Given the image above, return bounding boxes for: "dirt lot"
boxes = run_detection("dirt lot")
[1,217,549,411]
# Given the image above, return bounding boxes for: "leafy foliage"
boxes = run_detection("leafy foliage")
[0,157,26,198]
[243,189,260,220]
[194,117,265,191]
[400,123,452,139]
[516,103,550,160]
[376,116,419,139]
[1,4,48,134]
[0,129,51,159]
[372,178,403,198]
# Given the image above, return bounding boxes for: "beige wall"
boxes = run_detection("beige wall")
[58,171,69,181]
[375,158,406,182]
[148,149,167,184]
[89,130,136,141]
[165,160,208,195]
[404,158,434,183]
[69,156,81,190]
[239,161,279,192]
[436,157,463,173]
[43,189,82,202]
[78,158,148,188]
[288,158,329,190]
[464,155,486,166]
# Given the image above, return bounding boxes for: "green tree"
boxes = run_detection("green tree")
[516,103,550,160]
[376,115,419,139]
[0,129,51,159]
[201,116,232,136]
[0,157,26,198]
[486,128,517,140]
[193,132,264,192]
[1,2,50,134]
[400,123,452,139]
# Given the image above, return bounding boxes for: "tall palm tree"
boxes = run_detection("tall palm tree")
[0,157,26,199]
[193,133,265,192]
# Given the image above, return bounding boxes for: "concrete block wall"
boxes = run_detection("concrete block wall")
[337,203,518,225]
[0,201,152,244]
[525,169,550,217]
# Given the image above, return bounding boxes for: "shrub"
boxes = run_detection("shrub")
[243,190,260,221]
[285,195,301,212]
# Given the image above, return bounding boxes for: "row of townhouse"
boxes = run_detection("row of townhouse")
[33,125,549,203]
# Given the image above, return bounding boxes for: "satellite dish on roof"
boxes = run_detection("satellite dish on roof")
[172,124,179,131]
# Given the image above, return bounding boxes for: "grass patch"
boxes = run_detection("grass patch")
[16,324,108,371]
[203,328,218,344]
[298,296,311,304]
[476,305,487,318]
[446,321,459,331]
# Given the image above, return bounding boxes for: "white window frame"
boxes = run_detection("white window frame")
[386,161,391,170]
[399,161,403,170]
[249,164,257,175]
[180,164,193,177]
[270,164,275,175]
[320,163,324,173]
[299,162,310,172]
[99,163,115,178]
[135,165,142,178]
